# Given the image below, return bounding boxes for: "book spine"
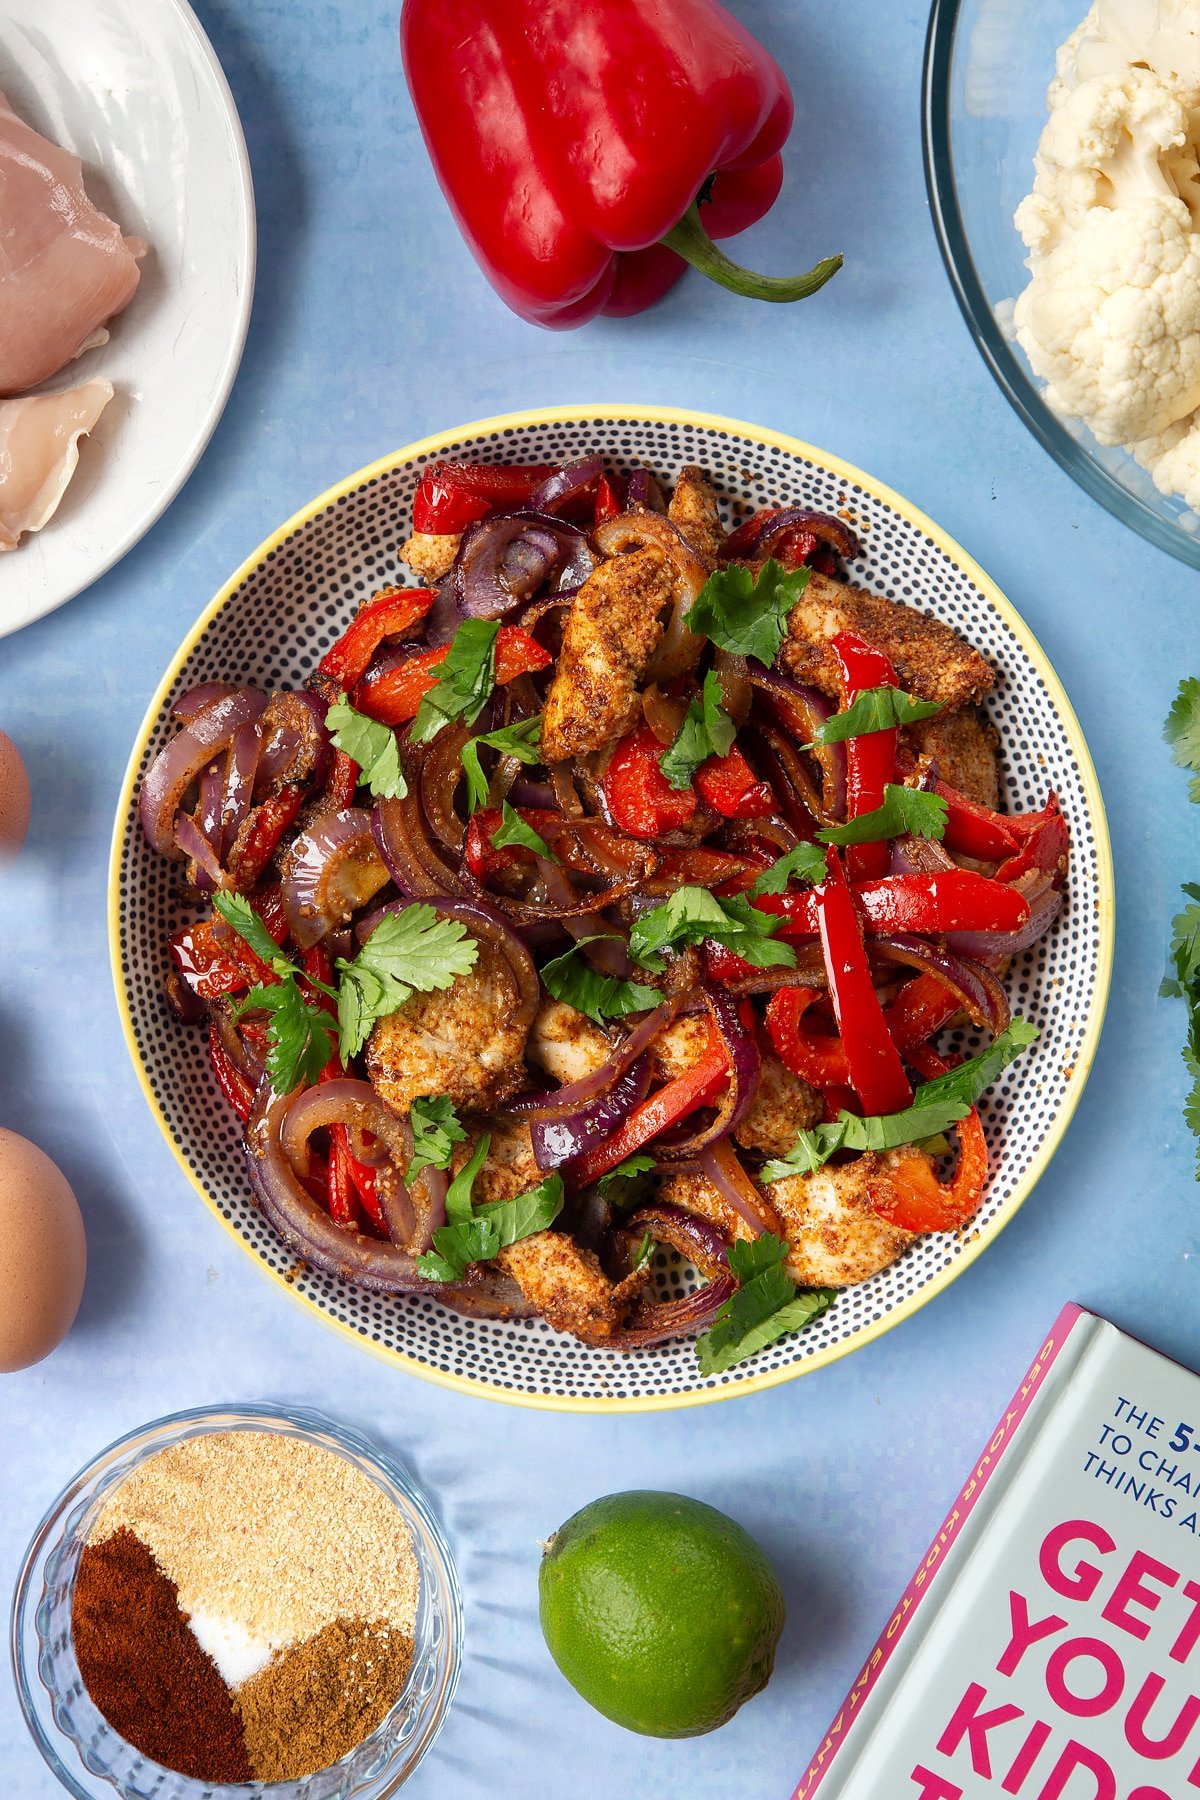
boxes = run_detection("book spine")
[790,1303,1089,1800]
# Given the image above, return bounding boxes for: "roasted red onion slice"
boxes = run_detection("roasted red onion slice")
[373,792,465,897]
[246,1083,439,1294]
[530,1056,651,1171]
[872,936,1010,1035]
[221,721,262,855]
[602,1203,736,1349]
[254,691,331,797]
[172,682,242,720]
[140,688,268,857]
[623,1201,730,1278]
[890,833,956,877]
[745,666,847,818]
[528,456,605,514]
[945,871,1062,960]
[734,507,862,563]
[281,807,390,949]
[511,992,691,1122]
[448,511,598,619]
[654,984,761,1161]
[277,1077,444,1251]
[696,1140,777,1236]
[174,811,223,891]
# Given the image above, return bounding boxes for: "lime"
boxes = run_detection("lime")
[538,1489,785,1737]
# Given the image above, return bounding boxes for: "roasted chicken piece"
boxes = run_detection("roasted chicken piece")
[667,465,724,565]
[400,530,460,582]
[367,945,530,1115]
[541,546,672,760]
[527,997,614,1087]
[766,1153,921,1287]
[905,708,1001,810]
[779,572,994,712]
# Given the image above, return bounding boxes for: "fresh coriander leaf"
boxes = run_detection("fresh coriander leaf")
[759,1019,1039,1178]
[406,1096,468,1185]
[334,904,478,1060]
[817,784,948,847]
[597,1153,658,1207]
[460,716,543,814]
[1163,884,1200,1176]
[631,1231,655,1273]
[540,940,659,1025]
[233,979,335,1093]
[445,1134,491,1222]
[214,891,289,971]
[410,619,499,745]
[695,1233,835,1375]
[417,1170,564,1281]
[476,1172,565,1249]
[748,842,828,896]
[683,558,811,665]
[806,685,942,746]
[659,671,736,791]
[1164,677,1200,776]
[492,798,559,863]
[629,885,796,974]
[325,700,407,799]
[417,1215,501,1282]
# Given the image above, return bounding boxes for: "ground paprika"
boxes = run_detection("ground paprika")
[71,1527,252,1782]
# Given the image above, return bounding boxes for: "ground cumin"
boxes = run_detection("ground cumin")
[71,1528,252,1783]
[235,1616,415,1781]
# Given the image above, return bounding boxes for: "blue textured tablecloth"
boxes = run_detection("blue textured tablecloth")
[3,3,1199,1795]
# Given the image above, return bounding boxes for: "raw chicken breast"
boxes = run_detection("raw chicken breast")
[0,378,114,551]
[0,92,144,395]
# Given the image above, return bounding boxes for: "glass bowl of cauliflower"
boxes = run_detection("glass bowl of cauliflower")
[924,0,1200,567]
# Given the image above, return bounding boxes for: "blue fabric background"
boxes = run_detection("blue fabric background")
[3,3,1199,1795]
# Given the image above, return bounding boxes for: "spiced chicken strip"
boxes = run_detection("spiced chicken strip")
[667,465,724,565]
[541,546,672,760]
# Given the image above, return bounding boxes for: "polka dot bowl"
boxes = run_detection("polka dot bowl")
[108,405,1114,1411]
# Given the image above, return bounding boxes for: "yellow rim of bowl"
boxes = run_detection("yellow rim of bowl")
[108,403,1115,1413]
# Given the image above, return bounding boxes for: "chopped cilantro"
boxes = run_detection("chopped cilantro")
[406,1096,468,1186]
[335,904,478,1060]
[683,558,811,666]
[629,885,796,974]
[215,893,337,1093]
[659,671,736,791]
[817,784,948,847]
[410,619,499,744]
[598,1153,658,1208]
[492,798,559,863]
[539,940,659,1025]
[417,1157,564,1282]
[460,716,543,814]
[747,842,828,896]
[324,700,407,799]
[696,1233,835,1375]
[806,685,942,746]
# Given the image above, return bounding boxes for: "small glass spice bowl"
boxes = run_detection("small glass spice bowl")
[11,1403,463,1799]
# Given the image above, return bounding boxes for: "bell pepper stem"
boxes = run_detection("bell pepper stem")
[660,203,842,303]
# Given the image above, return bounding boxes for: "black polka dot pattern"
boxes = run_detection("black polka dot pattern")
[112,412,1112,1408]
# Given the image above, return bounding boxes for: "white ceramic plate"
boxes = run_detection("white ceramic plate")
[110,406,1115,1412]
[0,0,254,637]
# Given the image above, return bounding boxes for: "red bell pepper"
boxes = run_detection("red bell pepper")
[694,746,774,820]
[864,1040,988,1233]
[400,0,841,329]
[765,986,852,1091]
[328,748,360,810]
[354,626,551,727]
[815,849,912,1115]
[832,630,899,881]
[411,461,559,535]
[756,869,1032,938]
[318,587,435,689]
[593,474,626,525]
[570,1027,730,1186]
[723,509,838,574]
[226,784,306,889]
[170,907,286,1001]
[936,781,1021,861]
[208,1030,256,1121]
[603,725,698,837]
[995,793,1068,884]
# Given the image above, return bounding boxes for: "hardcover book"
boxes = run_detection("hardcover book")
[793,1305,1200,1799]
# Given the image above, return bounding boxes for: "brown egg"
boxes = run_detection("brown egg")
[0,1131,86,1372]
[0,728,31,858]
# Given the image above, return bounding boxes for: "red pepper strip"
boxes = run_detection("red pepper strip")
[411,461,559,534]
[995,794,1068,884]
[757,870,1032,938]
[227,784,306,888]
[722,509,820,570]
[401,1,839,329]
[345,1148,386,1231]
[815,849,912,1115]
[327,1125,358,1227]
[602,725,698,838]
[883,973,962,1055]
[831,630,900,881]
[318,587,436,689]
[463,806,529,881]
[328,748,360,810]
[169,916,282,1000]
[703,941,764,985]
[765,986,852,1090]
[650,845,769,893]
[570,1029,730,1187]
[594,474,625,525]
[208,1030,255,1121]
[864,1037,988,1232]
[693,746,775,820]
[935,781,1021,861]
[353,625,552,727]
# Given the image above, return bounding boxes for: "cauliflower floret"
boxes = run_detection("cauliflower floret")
[1014,194,1200,443]
[1131,405,1200,504]
[1016,69,1195,256]
[1059,3,1200,110]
